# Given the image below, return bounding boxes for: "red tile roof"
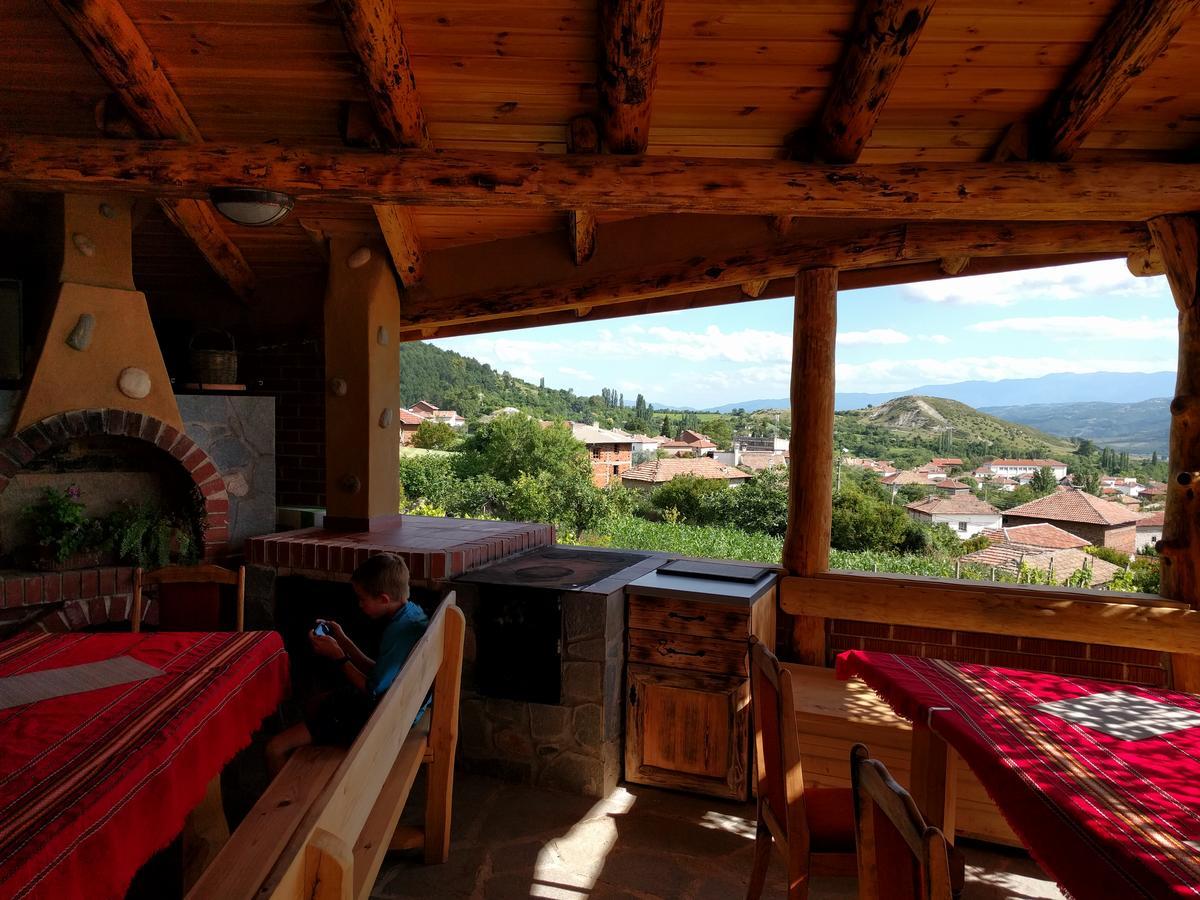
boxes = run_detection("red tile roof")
[988,459,1068,468]
[397,409,425,426]
[620,457,751,484]
[960,545,1121,586]
[906,495,1000,516]
[931,457,964,466]
[936,479,971,490]
[982,523,1090,550]
[1137,511,1165,528]
[1004,489,1141,526]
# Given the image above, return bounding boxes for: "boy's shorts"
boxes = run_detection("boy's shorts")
[305,686,377,746]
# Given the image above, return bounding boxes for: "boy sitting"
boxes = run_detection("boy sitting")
[266,553,428,773]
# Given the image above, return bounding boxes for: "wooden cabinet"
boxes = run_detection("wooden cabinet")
[624,566,777,801]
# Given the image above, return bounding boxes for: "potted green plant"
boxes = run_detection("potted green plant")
[22,485,107,570]
[104,500,201,568]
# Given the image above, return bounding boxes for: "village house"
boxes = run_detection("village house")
[934,479,972,496]
[408,400,467,429]
[1137,510,1165,553]
[981,523,1091,552]
[843,456,898,478]
[930,457,964,470]
[1003,490,1141,554]
[961,542,1121,587]
[620,457,751,491]
[905,495,1003,539]
[880,468,942,498]
[984,458,1069,480]
[569,422,634,487]
[397,408,424,445]
[612,429,661,457]
[659,429,718,457]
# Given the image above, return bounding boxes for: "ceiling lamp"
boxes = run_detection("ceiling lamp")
[209,188,294,227]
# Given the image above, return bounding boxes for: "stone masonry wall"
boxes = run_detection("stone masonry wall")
[454,584,625,798]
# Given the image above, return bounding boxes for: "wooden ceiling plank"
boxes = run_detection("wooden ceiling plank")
[332,0,429,286]
[815,0,936,163]
[8,136,1200,222]
[43,0,256,301]
[598,0,665,153]
[398,220,1149,329]
[1040,0,1200,161]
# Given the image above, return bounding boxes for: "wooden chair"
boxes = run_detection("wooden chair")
[746,636,858,900]
[132,564,246,633]
[850,743,954,900]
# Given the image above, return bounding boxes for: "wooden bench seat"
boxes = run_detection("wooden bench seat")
[188,595,465,900]
[783,663,1020,847]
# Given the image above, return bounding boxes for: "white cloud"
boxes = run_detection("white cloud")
[838,328,910,346]
[902,259,1167,307]
[558,366,595,382]
[835,356,1170,393]
[969,315,1175,342]
[919,334,951,345]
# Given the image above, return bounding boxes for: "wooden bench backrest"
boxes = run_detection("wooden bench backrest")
[190,592,465,900]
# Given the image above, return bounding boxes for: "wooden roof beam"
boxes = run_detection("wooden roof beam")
[396,251,1124,343]
[9,137,1200,221]
[815,0,936,164]
[397,220,1148,330]
[332,0,429,287]
[566,117,599,265]
[44,0,256,302]
[1040,0,1200,161]
[598,0,665,154]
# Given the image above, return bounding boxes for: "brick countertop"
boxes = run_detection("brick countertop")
[247,515,555,585]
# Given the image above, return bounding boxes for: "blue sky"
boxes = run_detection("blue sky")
[434,259,1178,409]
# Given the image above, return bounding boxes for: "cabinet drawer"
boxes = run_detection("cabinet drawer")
[627,593,749,640]
[628,628,748,676]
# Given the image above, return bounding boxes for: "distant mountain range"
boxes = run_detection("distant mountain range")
[981,398,1170,455]
[705,370,1176,413]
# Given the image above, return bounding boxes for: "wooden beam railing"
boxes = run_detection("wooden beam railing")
[780,572,1200,658]
[6,136,1200,222]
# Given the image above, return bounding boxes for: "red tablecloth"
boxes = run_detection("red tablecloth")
[0,630,289,900]
[837,650,1200,900]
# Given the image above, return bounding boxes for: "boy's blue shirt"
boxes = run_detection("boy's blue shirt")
[366,601,430,697]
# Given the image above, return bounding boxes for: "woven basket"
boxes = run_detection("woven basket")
[189,328,237,384]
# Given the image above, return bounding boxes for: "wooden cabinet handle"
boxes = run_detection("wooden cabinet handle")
[667,611,705,622]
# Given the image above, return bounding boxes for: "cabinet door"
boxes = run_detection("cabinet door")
[625,663,750,800]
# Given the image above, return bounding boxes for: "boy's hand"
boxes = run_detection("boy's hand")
[315,619,350,649]
[309,630,342,659]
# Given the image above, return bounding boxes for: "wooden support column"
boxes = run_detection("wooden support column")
[324,237,402,530]
[783,268,838,665]
[1148,215,1200,691]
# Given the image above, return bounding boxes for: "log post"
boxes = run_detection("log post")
[1148,214,1200,691]
[323,237,402,530]
[783,267,838,664]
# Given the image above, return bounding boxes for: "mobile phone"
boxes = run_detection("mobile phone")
[313,622,329,637]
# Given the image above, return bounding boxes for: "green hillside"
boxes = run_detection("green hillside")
[981,398,1169,455]
[835,395,1076,467]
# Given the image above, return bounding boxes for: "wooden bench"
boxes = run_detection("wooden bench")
[187,594,466,900]
[784,662,1020,848]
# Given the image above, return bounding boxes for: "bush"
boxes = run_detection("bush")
[399,454,460,509]
[649,476,730,525]
[726,468,789,536]
[830,490,913,553]
[412,420,460,450]
[1086,545,1134,567]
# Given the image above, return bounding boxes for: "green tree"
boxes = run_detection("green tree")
[727,468,789,536]
[411,420,460,450]
[649,475,730,525]
[1029,466,1058,496]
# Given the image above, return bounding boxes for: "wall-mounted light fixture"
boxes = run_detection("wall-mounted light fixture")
[209,188,294,227]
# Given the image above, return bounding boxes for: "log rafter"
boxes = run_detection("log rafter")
[566,116,600,265]
[8,136,1200,222]
[44,0,256,301]
[597,0,665,154]
[397,220,1148,330]
[1039,0,1200,162]
[814,0,936,164]
[332,0,428,287]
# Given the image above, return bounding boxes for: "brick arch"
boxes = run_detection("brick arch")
[0,409,229,559]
